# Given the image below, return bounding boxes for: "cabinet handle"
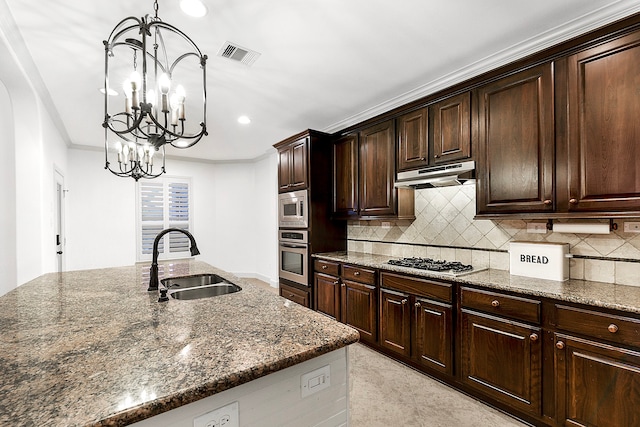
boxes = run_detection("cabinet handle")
[491,300,500,307]
[415,302,421,308]
[530,333,539,342]
[353,271,360,276]
[434,154,440,158]
[322,265,328,270]
[543,199,552,205]
[341,283,345,287]
[556,341,565,350]
[608,324,619,333]
[401,299,408,305]
[420,157,426,161]
[333,280,340,285]
[569,198,578,204]
[289,294,295,298]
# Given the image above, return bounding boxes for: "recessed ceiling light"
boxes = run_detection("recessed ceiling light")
[180,0,207,17]
[238,116,251,125]
[99,87,118,96]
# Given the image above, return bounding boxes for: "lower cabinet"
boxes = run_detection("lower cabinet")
[279,282,310,307]
[554,334,640,427]
[379,272,453,375]
[460,309,542,416]
[313,259,640,427]
[313,259,378,344]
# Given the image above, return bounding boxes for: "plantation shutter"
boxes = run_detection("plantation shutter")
[137,177,192,261]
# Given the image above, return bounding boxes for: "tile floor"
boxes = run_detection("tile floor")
[248,279,527,426]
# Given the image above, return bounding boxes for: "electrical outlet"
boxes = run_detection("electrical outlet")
[193,401,239,427]
[526,222,548,234]
[624,222,640,233]
[301,365,331,398]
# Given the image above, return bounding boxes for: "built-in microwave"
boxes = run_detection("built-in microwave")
[278,189,308,228]
[278,229,309,287]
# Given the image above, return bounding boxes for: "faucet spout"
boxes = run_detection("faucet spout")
[148,228,200,291]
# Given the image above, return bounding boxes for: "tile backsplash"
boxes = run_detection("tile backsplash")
[347,183,640,286]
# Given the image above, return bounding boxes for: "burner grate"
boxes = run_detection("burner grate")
[387,257,474,274]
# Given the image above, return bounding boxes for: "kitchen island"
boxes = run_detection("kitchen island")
[0,261,359,426]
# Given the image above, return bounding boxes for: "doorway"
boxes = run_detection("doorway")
[54,169,65,272]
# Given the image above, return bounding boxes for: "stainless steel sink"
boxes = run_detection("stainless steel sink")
[160,274,242,300]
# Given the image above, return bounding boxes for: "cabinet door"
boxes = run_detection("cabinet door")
[414,298,452,375]
[432,91,471,164]
[341,279,377,344]
[555,333,640,427]
[460,309,542,416]
[358,120,396,218]
[380,288,411,357]
[277,138,308,192]
[476,63,555,214]
[565,30,640,213]
[315,273,340,321]
[289,138,308,191]
[333,134,358,217]
[397,107,428,171]
[278,148,291,192]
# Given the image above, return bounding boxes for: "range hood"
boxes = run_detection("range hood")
[394,160,475,188]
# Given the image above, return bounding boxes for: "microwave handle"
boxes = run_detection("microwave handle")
[300,200,304,216]
[280,243,307,249]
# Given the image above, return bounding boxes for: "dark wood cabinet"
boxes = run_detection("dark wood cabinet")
[358,120,397,218]
[380,288,411,357]
[476,63,555,215]
[332,134,358,217]
[333,121,414,220]
[380,272,453,375]
[562,30,640,214]
[460,309,542,417]
[342,278,377,344]
[554,333,640,427]
[313,260,378,344]
[414,298,452,375]
[279,282,309,307]
[314,267,341,321]
[431,91,471,164]
[396,107,429,171]
[277,137,308,192]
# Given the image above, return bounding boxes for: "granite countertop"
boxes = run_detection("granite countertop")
[0,261,359,426]
[314,251,640,315]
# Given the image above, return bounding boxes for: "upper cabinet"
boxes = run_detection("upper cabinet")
[277,136,308,192]
[396,107,429,171]
[562,30,640,214]
[333,120,414,220]
[475,63,555,216]
[431,91,472,164]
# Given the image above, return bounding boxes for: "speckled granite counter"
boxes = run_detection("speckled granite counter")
[0,261,359,426]
[314,251,640,315]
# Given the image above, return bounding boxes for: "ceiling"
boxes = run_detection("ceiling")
[2,0,640,162]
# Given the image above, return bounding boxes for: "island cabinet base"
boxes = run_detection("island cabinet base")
[131,347,350,427]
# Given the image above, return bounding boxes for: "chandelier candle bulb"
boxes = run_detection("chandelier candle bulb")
[159,74,171,113]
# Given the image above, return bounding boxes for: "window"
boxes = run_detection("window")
[136,177,193,262]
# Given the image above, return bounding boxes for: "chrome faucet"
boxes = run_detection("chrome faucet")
[148,228,200,291]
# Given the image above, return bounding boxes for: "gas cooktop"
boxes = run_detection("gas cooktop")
[387,257,483,277]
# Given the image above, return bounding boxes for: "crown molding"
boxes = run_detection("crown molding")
[322,0,640,134]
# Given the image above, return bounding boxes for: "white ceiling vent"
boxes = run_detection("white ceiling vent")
[217,42,261,66]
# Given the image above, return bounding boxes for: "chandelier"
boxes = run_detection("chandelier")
[102,0,208,181]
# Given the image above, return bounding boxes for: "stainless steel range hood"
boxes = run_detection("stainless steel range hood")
[394,160,475,188]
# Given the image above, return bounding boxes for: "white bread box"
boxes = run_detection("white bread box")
[509,241,570,281]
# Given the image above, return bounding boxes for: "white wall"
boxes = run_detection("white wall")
[0,80,17,296]
[0,31,69,292]
[66,149,279,284]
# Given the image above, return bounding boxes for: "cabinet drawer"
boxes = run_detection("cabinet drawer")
[343,265,376,285]
[381,272,451,303]
[314,259,340,276]
[461,287,540,324]
[279,283,309,307]
[555,304,640,349]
